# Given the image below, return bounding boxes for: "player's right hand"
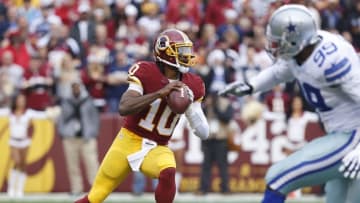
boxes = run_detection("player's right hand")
[218,81,253,97]
[158,81,184,98]
[339,143,360,179]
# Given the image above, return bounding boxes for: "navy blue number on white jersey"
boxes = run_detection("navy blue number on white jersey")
[301,42,340,112]
[301,82,332,111]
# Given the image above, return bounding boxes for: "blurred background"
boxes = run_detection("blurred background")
[0,0,356,201]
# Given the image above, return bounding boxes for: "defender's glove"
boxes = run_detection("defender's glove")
[339,143,360,179]
[218,81,253,97]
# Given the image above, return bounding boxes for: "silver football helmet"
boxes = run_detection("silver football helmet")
[266,4,320,60]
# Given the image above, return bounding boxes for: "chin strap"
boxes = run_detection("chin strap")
[156,56,189,73]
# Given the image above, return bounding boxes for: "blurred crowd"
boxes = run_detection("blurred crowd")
[2,0,359,196]
[0,0,359,114]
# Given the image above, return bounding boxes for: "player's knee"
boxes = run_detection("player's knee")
[158,167,176,186]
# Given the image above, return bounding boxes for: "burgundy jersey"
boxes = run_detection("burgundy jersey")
[123,61,205,145]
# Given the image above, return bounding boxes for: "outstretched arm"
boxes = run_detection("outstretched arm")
[219,61,294,97]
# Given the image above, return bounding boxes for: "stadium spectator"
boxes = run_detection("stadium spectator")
[5,6,18,32]
[69,1,96,62]
[22,53,53,110]
[0,71,13,106]
[111,0,130,30]
[94,24,113,53]
[165,0,201,27]
[17,0,41,24]
[204,0,233,28]
[345,0,360,50]
[81,49,107,111]
[55,53,80,100]
[47,24,80,64]
[0,50,24,90]
[197,95,233,195]
[202,49,235,96]
[217,9,242,43]
[320,0,343,32]
[105,50,130,113]
[57,81,100,196]
[1,29,30,69]
[236,45,262,83]
[194,23,218,52]
[115,3,137,40]
[54,0,79,26]
[0,2,8,41]
[264,84,292,116]
[137,2,162,39]
[92,6,115,40]
[29,0,62,45]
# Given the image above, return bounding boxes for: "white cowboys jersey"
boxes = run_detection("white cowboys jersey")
[250,31,360,133]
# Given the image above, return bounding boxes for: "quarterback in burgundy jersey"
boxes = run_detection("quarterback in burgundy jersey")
[123,61,205,145]
[75,29,209,203]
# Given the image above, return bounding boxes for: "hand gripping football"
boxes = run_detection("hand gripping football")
[166,87,192,114]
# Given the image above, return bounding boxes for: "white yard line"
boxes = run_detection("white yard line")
[0,193,325,203]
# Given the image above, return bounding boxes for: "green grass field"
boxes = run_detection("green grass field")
[0,193,324,203]
[0,201,323,203]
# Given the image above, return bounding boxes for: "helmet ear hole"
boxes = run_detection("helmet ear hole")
[291,42,296,46]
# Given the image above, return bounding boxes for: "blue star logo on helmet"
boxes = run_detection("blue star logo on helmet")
[286,22,296,33]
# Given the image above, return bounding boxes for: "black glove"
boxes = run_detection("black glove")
[218,81,253,97]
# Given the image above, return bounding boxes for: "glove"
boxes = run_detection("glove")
[339,143,360,179]
[218,81,253,97]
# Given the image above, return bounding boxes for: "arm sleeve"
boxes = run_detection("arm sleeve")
[249,60,294,93]
[184,101,209,140]
[171,115,187,140]
[338,63,360,103]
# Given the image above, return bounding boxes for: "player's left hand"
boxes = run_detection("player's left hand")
[339,144,360,179]
[183,85,194,102]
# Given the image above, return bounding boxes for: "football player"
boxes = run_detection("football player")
[75,29,209,203]
[219,4,360,203]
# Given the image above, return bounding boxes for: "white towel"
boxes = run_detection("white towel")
[127,138,157,171]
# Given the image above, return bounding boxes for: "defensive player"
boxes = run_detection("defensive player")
[75,29,209,203]
[219,4,360,203]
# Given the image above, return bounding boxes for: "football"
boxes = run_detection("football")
[166,87,192,114]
